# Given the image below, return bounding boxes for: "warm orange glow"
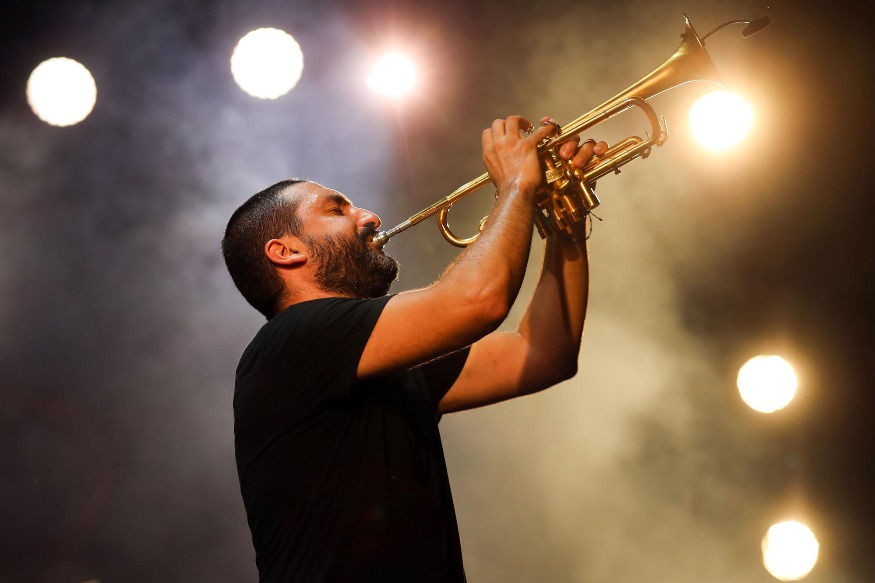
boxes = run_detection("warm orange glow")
[762,520,819,580]
[737,355,798,413]
[689,90,753,151]
[366,53,417,98]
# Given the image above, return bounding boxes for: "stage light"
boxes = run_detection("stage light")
[366,53,417,98]
[689,90,753,151]
[26,57,97,127]
[762,520,819,580]
[737,355,797,413]
[230,28,304,99]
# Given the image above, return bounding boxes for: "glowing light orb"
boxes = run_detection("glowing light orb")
[762,520,819,580]
[689,90,753,151]
[26,57,97,127]
[737,355,798,413]
[230,28,304,99]
[366,53,417,98]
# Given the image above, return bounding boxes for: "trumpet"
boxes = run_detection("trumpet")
[373,15,726,249]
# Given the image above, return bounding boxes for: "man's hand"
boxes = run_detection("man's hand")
[437,117,607,413]
[550,116,609,171]
[482,115,608,198]
[481,115,556,195]
[357,115,605,382]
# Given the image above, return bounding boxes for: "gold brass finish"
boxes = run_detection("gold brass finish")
[372,15,723,249]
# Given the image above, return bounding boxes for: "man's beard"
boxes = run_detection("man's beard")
[304,226,399,299]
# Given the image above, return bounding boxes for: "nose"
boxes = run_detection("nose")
[356,207,382,230]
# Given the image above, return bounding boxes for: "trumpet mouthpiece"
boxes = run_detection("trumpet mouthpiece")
[372,231,390,249]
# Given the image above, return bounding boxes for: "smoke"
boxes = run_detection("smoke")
[433,2,795,581]
[0,0,393,580]
[441,171,777,582]
[2,0,871,581]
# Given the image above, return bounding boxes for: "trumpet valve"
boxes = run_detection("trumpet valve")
[576,179,600,212]
[533,200,557,239]
[542,148,566,184]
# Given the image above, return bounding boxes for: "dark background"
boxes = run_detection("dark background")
[1,0,873,581]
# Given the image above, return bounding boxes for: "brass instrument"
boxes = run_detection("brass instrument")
[372,15,732,248]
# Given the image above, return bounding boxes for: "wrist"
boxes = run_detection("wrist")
[549,224,589,251]
[495,178,537,203]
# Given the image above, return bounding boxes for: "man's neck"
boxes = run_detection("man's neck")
[278,287,358,312]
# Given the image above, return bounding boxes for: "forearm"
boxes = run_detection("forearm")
[441,183,535,309]
[517,231,590,374]
[357,184,540,379]
[432,116,559,316]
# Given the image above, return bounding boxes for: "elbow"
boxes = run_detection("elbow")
[524,354,578,397]
[555,339,582,382]
[441,260,519,336]
[466,287,512,334]
[557,342,582,382]
[434,265,518,344]
[542,354,579,388]
[557,358,578,383]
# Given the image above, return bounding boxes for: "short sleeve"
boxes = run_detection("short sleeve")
[265,296,392,400]
[233,296,394,480]
[235,296,391,422]
[410,348,471,410]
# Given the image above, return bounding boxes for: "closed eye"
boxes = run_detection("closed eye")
[324,192,352,216]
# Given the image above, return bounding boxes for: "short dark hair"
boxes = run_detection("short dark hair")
[221,179,307,319]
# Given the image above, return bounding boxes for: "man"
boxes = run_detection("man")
[222,115,607,582]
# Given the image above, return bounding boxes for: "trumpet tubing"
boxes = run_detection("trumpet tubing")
[373,14,723,249]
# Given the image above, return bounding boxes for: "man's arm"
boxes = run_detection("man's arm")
[357,116,554,379]
[438,229,589,413]
[437,137,606,413]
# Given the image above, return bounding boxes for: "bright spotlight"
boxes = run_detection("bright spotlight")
[762,520,819,580]
[689,90,753,151]
[366,53,417,98]
[26,57,97,127]
[230,28,304,99]
[737,355,798,413]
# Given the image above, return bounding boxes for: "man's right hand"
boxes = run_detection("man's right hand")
[481,115,557,196]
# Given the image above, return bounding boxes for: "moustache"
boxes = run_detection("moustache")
[358,222,378,242]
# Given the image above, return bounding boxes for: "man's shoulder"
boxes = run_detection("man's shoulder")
[270,295,393,331]
[278,294,391,317]
[243,295,394,358]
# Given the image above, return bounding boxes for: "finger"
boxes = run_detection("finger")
[490,118,507,138]
[574,140,609,165]
[558,136,581,160]
[536,116,559,137]
[571,138,599,168]
[506,115,530,137]
[482,127,494,154]
[528,118,558,143]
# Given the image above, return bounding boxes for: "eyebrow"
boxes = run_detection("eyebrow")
[324,193,351,208]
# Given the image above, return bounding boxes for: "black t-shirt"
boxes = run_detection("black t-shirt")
[234,296,469,582]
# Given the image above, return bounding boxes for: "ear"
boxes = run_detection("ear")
[264,236,307,267]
